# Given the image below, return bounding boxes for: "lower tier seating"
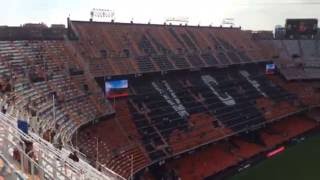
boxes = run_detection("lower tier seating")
[75,63,320,178]
[166,115,317,180]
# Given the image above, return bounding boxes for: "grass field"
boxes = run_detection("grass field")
[229,134,320,180]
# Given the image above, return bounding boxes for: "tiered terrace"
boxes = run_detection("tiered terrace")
[258,39,320,80]
[0,40,112,144]
[75,63,320,178]
[167,115,317,180]
[69,20,268,77]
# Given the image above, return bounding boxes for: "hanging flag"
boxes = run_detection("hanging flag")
[266,63,276,74]
[17,120,29,134]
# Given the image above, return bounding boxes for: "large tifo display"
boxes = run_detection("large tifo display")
[105,80,129,98]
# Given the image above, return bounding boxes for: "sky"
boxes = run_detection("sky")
[1,0,320,30]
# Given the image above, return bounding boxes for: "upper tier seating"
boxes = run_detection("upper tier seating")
[201,53,219,66]
[272,40,290,59]
[70,21,266,77]
[283,40,300,57]
[300,40,317,59]
[261,40,320,80]
[135,56,157,72]
[151,54,175,71]
[169,54,191,69]
[270,40,320,61]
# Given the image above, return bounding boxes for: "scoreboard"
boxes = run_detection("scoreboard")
[285,19,318,38]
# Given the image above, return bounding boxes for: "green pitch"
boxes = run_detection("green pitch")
[229,134,320,180]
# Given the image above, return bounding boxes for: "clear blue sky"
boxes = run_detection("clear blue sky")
[1,0,320,30]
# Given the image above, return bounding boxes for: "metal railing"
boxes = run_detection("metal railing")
[0,111,125,180]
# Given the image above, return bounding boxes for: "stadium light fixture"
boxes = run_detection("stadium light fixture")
[221,18,235,27]
[165,16,189,25]
[90,8,115,22]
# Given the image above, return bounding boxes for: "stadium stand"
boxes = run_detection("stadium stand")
[0,40,113,145]
[75,62,319,178]
[300,40,317,60]
[168,143,240,180]
[0,19,319,180]
[166,115,317,180]
[260,116,317,147]
[272,40,291,60]
[0,103,122,179]
[0,24,66,41]
[69,21,267,77]
[283,40,300,58]
[259,39,320,80]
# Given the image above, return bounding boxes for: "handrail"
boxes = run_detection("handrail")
[0,110,125,180]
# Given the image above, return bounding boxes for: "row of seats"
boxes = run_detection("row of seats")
[282,40,320,60]
[169,143,240,180]
[75,63,320,178]
[268,75,320,106]
[280,66,320,80]
[0,40,111,143]
[74,99,151,178]
[70,21,267,76]
[166,115,317,180]
[125,64,300,162]
[258,40,320,80]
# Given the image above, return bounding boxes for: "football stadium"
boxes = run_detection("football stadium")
[0,1,320,180]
